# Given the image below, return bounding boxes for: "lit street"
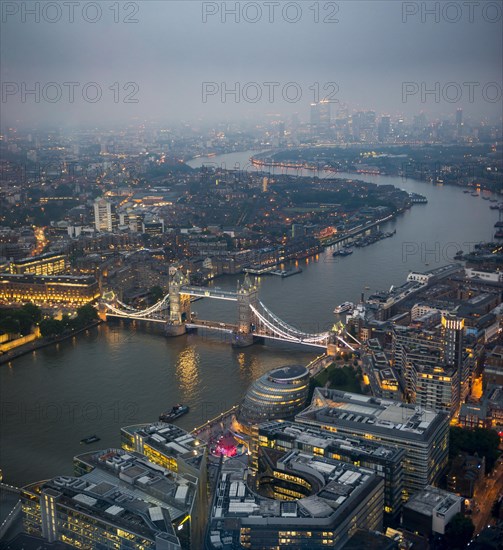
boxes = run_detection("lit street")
[472,458,503,534]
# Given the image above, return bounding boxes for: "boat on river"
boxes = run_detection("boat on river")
[334,302,354,314]
[159,404,189,422]
[80,435,100,445]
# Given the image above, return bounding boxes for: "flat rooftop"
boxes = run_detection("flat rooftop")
[11,252,66,265]
[297,388,446,442]
[404,485,462,517]
[73,449,197,522]
[122,422,205,469]
[211,451,381,525]
[259,420,404,463]
[23,450,196,546]
[0,274,97,284]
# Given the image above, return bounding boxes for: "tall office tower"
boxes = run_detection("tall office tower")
[278,121,286,146]
[456,108,463,126]
[318,100,331,131]
[310,103,320,129]
[378,115,391,142]
[290,113,300,144]
[351,111,376,142]
[350,111,362,141]
[442,314,469,403]
[413,113,428,131]
[310,101,331,136]
[335,107,350,141]
[363,110,377,141]
[456,108,463,137]
[93,197,115,232]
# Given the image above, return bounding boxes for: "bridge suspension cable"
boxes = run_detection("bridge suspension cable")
[251,302,357,350]
[103,293,170,318]
[250,303,330,345]
[256,301,330,341]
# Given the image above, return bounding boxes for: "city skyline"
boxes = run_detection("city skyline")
[1,1,502,127]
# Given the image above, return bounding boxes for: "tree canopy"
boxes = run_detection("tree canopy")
[0,303,43,336]
[39,304,98,338]
[450,426,501,473]
[444,513,474,549]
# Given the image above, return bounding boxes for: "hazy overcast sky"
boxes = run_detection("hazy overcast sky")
[1,0,502,127]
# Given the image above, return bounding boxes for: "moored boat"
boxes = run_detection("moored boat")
[80,435,100,444]
[334,302,354,314]
[159,404,189,422]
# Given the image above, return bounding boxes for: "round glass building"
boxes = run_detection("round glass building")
[238,365,310,428]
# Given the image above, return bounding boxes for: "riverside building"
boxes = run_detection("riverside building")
[256,420,404,524]
[120,422,206,478]
[0,274,100,306]
[236,365,310,435]
[208,452,384,549]
[296,389,449,499]
[120,422,207,528]
[22,449,203,549]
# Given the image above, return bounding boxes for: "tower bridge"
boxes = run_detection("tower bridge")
[101,269,359,351]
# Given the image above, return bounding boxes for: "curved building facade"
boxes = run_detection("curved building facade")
[238,365,310,428]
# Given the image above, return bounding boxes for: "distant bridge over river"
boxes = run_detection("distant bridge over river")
[101,269,359,351]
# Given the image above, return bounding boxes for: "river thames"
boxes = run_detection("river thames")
[0,150,500,486]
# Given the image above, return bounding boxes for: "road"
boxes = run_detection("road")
[362,353,381,396]
[472,458,503,534]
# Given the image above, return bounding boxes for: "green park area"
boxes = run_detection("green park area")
[309,360,363,400]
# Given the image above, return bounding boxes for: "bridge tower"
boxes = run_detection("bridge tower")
[233,274,258,348]
[97,301,109,322]
[327,321,349,356]
[165,267,191,337]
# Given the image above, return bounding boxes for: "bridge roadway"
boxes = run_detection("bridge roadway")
[188,320,328,349]
[180,286,238,301]
[105,312,168,323]
[186,319,238,333]
[103,292,335,350]
[105,314,329,349]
